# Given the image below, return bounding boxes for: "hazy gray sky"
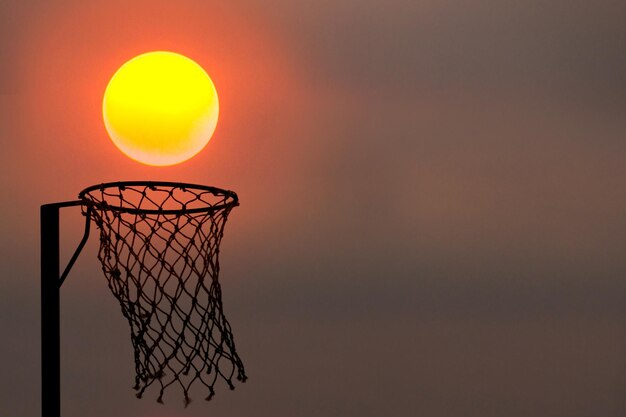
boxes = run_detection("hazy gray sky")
[1,1,625,416]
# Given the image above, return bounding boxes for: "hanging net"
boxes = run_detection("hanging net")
[79,181,247,406]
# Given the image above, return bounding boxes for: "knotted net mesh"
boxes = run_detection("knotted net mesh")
[79,182,246,406]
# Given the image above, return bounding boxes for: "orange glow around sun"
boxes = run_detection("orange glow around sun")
[103,51,219,166]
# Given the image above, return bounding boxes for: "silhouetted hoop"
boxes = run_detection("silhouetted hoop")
[77,180,246,405]
[79,181,238,215]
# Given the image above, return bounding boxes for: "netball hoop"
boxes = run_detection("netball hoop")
[41,182,247,417]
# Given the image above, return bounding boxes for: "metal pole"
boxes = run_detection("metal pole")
[41,204,61,417]
[41,201,89,417]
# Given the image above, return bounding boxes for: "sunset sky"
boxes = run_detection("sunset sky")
[1,0,625,416]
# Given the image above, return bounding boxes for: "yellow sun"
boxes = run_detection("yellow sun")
[103,51,219,166]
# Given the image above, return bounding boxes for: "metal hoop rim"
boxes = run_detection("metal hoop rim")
[79,181,239,215]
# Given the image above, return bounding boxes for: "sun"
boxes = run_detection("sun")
[103,51,219,166]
